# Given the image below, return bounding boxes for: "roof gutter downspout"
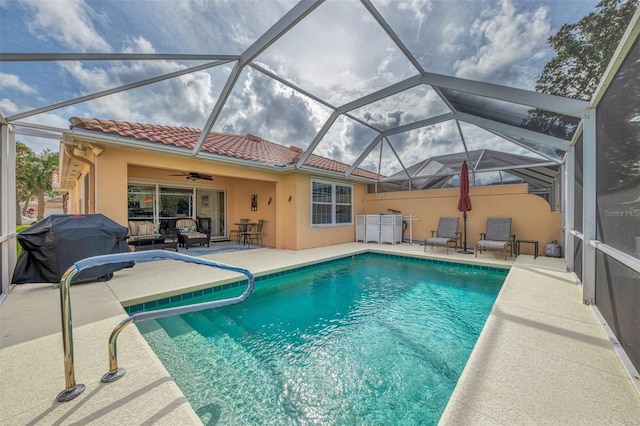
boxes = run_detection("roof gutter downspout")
[64,144,95,214]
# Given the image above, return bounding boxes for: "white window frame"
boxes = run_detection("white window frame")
[311,179,353,226]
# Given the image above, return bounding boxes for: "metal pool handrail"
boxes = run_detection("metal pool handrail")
[56,250,255,402]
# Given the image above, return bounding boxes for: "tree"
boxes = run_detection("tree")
[532,0,640,206]
[523,0,639,152]
[27,149,59,221]
[536,0,639,100]
[15,142,35,225]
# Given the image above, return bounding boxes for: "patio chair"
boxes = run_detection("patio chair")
[476,218,515,260]
[245,219,265,246]
[424,217,460,254]
[230,218,249,242]
[175,218,210,249]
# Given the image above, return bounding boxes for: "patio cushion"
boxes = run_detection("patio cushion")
[426,237,455,246]
[181,231,208,239]
[477,240,509,250]
[176,219,198,233]
[128,221,156,237]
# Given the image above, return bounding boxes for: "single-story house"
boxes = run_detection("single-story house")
[56,117,562,251]
[57,117,380,250]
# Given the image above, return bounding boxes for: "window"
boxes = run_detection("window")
[128,185,155,219]
[311,180,352,226]
[159,187,193,219]
[83,173,90,213]
[128,184,194,221]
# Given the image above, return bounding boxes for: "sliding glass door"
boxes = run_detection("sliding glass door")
[196,189,226,239]
[128,184,226,239]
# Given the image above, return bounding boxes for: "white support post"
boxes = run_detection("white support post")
[564,150,575,271]
[582,111,597,304]
[1,122,17,298]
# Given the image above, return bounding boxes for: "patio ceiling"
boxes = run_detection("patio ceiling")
[1,0,590,181]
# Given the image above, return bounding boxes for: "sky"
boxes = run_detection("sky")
[0,0,601,175]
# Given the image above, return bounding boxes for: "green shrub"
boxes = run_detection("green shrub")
[15,225,30,256]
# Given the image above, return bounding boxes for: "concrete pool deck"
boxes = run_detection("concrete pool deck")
[1,243,639,424]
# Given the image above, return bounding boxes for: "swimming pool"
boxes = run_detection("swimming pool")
[136,254,507,425]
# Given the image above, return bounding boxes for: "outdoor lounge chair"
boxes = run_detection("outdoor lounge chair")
[476,217,515,260]
[424,217,460,254]
[127,221,179,252]
[175,218,210,249]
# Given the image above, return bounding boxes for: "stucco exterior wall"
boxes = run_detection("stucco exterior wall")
[365,184,561,254]
[63,140,560,254]
[293,174,369,250]
[276,174,299,249]
[66,142,370,250]
[96,149,128,220]
[228,178,277,248]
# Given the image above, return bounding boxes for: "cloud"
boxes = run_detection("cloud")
[439,23,465,55]
[453,0,551,88]
[21,0,112,52]
[217,68,327,148]
[6,0,306,134]
[0,73,37,94]
[258,0,418,106]
[396,0,433,41]
[348,85,451,131]
[67,61,220,127]
[319,116,379,166]
[0,97,20,115]
[15,113,70,153]
[122,36,155,54]
[51,32,221,127]
[111,0,293,55]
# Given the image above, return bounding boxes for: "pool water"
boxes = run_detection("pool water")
[137,254,506,425]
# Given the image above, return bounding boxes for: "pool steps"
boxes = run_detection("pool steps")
[157,312,284,422]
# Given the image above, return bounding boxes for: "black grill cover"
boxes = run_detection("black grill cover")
[12,214,134,284]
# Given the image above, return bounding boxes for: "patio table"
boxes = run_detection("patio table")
[234,222,257,246]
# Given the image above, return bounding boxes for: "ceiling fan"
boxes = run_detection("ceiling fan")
[169,171,214,181]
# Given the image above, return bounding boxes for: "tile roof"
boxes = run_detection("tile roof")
[69,117,379,180]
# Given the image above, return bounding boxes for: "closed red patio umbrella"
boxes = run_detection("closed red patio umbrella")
[457,161,473,254]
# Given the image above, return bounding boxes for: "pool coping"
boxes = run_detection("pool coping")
[113,245,512,308]
[2,242,639,424]
[125,250,509,314]
[440,254,640,424]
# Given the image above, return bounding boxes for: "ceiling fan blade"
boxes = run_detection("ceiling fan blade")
[169,171,213,180]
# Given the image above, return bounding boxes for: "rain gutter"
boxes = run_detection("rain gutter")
[64,144,96,213]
